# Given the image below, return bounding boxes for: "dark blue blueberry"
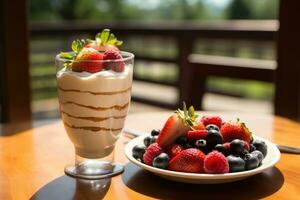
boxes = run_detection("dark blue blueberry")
[230,139,245,156]
[176,136,188,146]
[244,153,259,170]
[205,124,219,131]
[227,155,245,172]
[250,144,256,152]
[206,130,223,147]
[132,145,146,160]
[153,153,169,169]
[252,140,267,157]
[215,144,229,156]
[151,129,160,136]
[195,139,207,151]
[143,136,157,147]
[251,150,264,164]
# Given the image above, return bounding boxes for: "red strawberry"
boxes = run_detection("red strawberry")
[103,49,125,72]
[72,48,103,73]
[157,104,198,148]
[193,120,205,130]
[85,42,119,52]
[168,148,205,173]
[220,120,252,143]
[201,116,222,128]
[143,143,162,166]
[84,29,121,52]
[204,151,229,174]
[165,144,183,159]
[186,130,207,142]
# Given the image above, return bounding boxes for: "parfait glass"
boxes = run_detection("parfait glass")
[55,51,134,179]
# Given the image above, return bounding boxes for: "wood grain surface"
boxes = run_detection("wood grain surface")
[0,112,300,200]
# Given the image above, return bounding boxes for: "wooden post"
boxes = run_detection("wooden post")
[177,36,205,110]
[0,0,31,123]
[275,0,300,120]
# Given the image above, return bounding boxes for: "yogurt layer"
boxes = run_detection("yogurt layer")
[57,66,133,158]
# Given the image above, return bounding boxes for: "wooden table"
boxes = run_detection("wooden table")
[1,112,300,200]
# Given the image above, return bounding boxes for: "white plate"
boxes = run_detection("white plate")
[125,134,280,184]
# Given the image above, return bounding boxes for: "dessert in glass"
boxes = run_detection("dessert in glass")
[55,29,134,179]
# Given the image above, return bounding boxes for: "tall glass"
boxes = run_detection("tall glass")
[55,51,134,179]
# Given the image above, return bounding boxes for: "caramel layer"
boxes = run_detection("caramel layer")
[58,86,131,95]
[61,111,126,122]
[64,122,122,132]
[61,101,129,111]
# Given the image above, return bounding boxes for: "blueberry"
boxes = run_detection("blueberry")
[153,153,169,169]
[205,124,219,131]
[132,145,146,160]
[244,153,260,170]
[230,139,245,156]
[206,130,223,147]
[143,136,157,147]
[195,139,207,151]
[250,144,256,152]
[176,136,188,146]
[184,143,193,149]
[252,140,268,157]
[151,129,160,136]
[227,155,245,172]
[214,144,229,156]
[251,150,264,164]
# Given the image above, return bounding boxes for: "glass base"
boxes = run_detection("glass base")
[64,161,124,180]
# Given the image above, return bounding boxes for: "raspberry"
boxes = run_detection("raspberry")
[223,142,231,151]
[243,141,250,152]
[165,144,183,159]
[186,130,207,142]
[204,151,229,174]
[201,116,222,128]
[103,49,125,72]
[143,143,163,165]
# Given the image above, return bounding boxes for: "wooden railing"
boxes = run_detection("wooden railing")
[30,20,278,109]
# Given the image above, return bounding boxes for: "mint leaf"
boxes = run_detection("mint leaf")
[71,39,85,53]
[59,52,74,59]
[100,29,110,45]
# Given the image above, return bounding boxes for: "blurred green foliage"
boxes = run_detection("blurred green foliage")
[30,0,278,21]
[30,0,278,102]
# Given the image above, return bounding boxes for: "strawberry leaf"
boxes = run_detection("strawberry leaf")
[71,39,86,53]
[59,52,74,60]
[96,29,123,46]
[100,29,110,45]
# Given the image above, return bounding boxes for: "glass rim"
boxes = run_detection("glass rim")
[55,50,134,63]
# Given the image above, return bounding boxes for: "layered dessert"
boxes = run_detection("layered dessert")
[57,29,133,159]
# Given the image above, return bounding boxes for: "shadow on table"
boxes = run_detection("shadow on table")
[30,175,111,200]
[122,163,284,200]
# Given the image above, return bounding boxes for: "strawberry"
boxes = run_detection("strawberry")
[193,120,205,130]
[72,48,103,73]
[103,49,125,72]
[204,151,229,174]
[201,116,222,128]
[168,148,205,173]
[84,29,122,52]
[220,119,252,143]
[85,42,119,52]
[186,130,207,142]
[243,141,250,152]
[143,143,162,166]
[165,144,183,159]
[156,103,198,147]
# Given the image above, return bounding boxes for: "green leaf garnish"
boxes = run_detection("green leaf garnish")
[59,52,74,60]
[71,39,86,53]
[175,102,198,129]
[95,29,123,46]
